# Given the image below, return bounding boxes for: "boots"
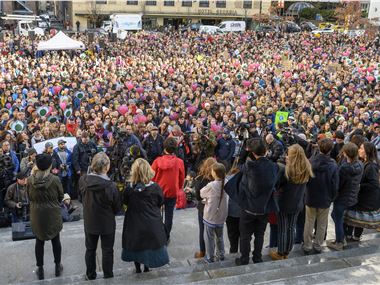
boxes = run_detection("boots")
[55,263,63,277]
[36,266,44,280]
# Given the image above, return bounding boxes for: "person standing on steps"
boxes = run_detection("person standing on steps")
[270,144,314,260]
[27,154,64,280]
[121,159,169,273]
[152,137,185,242]
[80,152,121,280]
[234,138,279,265]
[303,138,339,255]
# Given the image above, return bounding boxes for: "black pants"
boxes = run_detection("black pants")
[226,216,240,253]
[85,232,115,279]
[163,198,176,239]
[35,234,62,267]
[277,212,298,255]
[345,225,364,238]
[197,209,205,253]
[239,210,267,264]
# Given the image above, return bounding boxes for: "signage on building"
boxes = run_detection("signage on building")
[198,9,238,16]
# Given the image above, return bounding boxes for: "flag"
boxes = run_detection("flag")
[275,111,289,125]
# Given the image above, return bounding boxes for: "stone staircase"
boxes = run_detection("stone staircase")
[23,232,380,285]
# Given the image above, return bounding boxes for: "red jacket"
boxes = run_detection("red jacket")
[152,154,185,199]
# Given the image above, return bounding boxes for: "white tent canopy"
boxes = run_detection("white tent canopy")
[37,31,85,51]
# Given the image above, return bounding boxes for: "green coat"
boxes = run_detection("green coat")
[27,173,64,241]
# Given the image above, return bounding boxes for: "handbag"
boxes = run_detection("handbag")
[344,209,380,229]
[12,221,36,241]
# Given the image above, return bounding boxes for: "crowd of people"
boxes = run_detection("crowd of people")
[0,28,379,280]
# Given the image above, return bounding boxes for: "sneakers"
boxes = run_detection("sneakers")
[204,257,214,263]
[55,263,63,277]
[194,251,205,259]
[352,236,361,242]
[327,240,344,251]
[269,251,288,261]
[36,266,44,280]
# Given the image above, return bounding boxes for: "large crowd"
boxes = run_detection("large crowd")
[0,29,380,281]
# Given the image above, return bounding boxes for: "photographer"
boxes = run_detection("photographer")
[1,140,19,176]
[4,171,29,223]
[0,140,19,209]
[265,134,284,163]
[216,129,236,171]
[53,139,73,195]
[20,148,37,176]
[72,131,98,176]
[143,126,164,164]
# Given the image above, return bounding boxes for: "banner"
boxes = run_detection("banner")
[275,111,289,125]
[33,137,77,154]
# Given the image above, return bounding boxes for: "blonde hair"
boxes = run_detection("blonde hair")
[91,152,110,174]
[130,158,155,185]
[285,144,314,184]
[196,157,217,180]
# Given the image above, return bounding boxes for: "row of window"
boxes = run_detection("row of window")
[96,1,254,9]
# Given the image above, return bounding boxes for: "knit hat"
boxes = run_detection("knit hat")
[62,193,71,202]
[36,154,52,171]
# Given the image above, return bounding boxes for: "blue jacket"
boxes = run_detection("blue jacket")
[306,154,339,209]
[10,151,19,174]
[53,147,73,178]
[216,137,236,162]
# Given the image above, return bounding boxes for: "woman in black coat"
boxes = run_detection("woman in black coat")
[346,142,380,240]
[193,157,217,258]
[122,158,169,273]
[270,144,314,260]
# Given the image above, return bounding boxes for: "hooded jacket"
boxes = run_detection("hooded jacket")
[79,174,121,235]
[27,173,64,241]
[335,160,363,207]
[152,154,185,199]
[306,154,339,209]
[200,180,228,226]
[238,157,279,214]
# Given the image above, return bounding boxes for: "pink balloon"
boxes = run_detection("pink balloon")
[342,51,350,57]
[51,65,57,72]
[191,83,198,91]
[59,102,67,111]
[321,53,328,58]
[273,54,281,60]
[187,105,197,115]
[48,106,53,115]
[240,95,248,104]
[284,71,292,78]
[366,76,375,82]
[357,68,363,73]
[126,82,134,91]
[136,87,144,94]
[118,105,128,115]
[6,103,11,109]
[53,85,62,95]
[242,80,251,88]
[367,66,374,73]
[234,61,240,68]
[168,67,174,74]
[210,124,221,133]
[169,112,179,121]
[360,46,366,52]
[136,114,147,123]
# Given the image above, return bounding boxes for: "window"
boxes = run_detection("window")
[127,0,138,5]
[96,0,107,4]
[199,0,209,7]
[182,0,192,7]
[216,0,226,8]
[253,0,260,9]
[146,0,156,5]
[243,0,252,9]
[164,0,175,6]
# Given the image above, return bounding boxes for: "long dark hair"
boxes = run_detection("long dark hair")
[212,163,226,210]
[362,142,379,165]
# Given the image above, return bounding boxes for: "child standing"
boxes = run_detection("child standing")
[200,163,228,263]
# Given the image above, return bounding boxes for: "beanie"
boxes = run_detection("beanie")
[36,154,52,171]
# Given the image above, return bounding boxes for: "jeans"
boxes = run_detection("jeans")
[277,212,298,255]
[164,198,176,239]
[269,224,278,248]
[85,231,115,279]
[226,216,240,253]
[239,210,268,264]
[331,203,346,243]
[35,234,61,267]
[303,206,329,251]
[197,209,205,253]
[60,176,72,196]
[204,225,224,261]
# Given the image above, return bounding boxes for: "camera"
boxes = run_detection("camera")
[0,154,14,170]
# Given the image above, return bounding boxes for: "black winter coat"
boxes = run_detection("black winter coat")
[267,140,284,162]
[80,174,121,235]
[238,157,279,214]
[306,154,339,209]
[122,182,167,251]
[276,164,308,214]
[194,176,212,212]
[335,161,363,207]
[142,134,164,164]
[357,162,380,211]
[72,141,98,173]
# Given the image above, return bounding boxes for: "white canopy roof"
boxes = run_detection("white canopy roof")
[37,31,85,51]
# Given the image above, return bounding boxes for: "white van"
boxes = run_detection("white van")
[17,21,44,36]
[199,25,223,34]
[218,21,246,32]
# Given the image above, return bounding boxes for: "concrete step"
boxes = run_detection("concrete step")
[29,236,380,285]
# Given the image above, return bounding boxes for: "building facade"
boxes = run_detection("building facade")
[69,0,271,31]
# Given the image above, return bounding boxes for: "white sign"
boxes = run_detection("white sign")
[33,137,78,154]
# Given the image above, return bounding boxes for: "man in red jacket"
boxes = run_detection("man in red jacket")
[152,137,185,241]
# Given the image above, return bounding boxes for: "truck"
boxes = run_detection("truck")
[1,14,45,36]
[110,14,142,39]
[218,21,246,32]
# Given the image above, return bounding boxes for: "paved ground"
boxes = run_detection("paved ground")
[0,203,339,285]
